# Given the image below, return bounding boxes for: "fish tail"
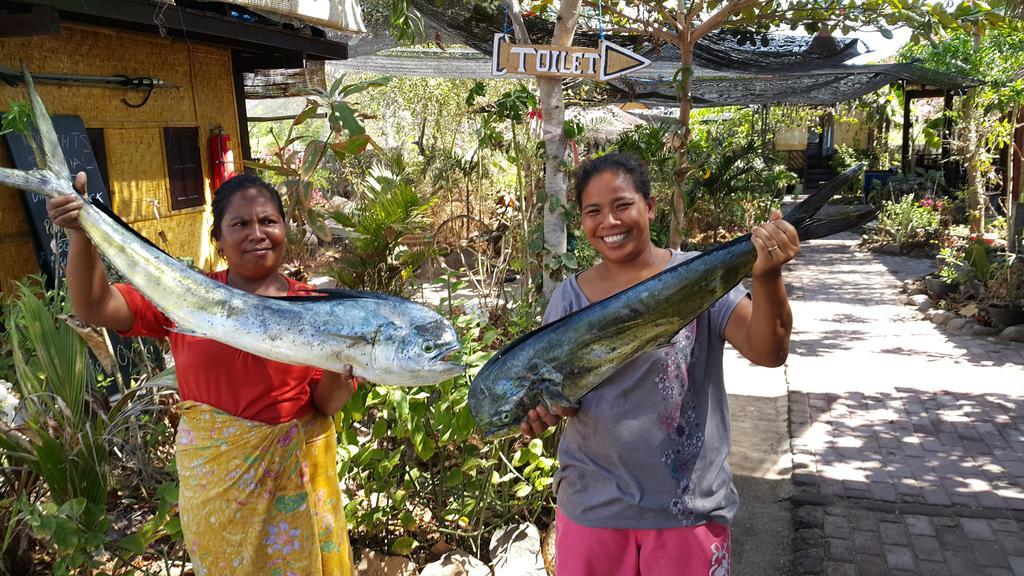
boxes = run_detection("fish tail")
[0,66,72,198]
[22,64,70,181]
[792,205,878,241]
[783,163,867,240]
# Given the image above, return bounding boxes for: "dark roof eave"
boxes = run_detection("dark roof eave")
[22,0,349,60]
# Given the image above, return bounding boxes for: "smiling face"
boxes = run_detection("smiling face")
[217,187,287,282]
[579,170,656,264]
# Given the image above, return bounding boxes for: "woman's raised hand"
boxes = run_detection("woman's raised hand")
[46,172,89,231]
[750,210,800,278]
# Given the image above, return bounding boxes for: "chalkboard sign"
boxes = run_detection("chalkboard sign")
[2,114,111,282]
[2,113,164,387]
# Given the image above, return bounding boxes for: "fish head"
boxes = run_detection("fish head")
[468,373,536,439]
[372,316,464,386]
[469,360,565,439]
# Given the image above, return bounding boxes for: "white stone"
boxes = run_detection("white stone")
[357,550,418,576]
[999,325,1024,342]
[489,524,546,576]
[909,294,932,312]
[927,311,955,325]
[419,550,491,576]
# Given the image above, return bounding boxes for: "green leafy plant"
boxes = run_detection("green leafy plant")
[867,194,942,253]
[336,272,556,560]
[246,74,391,244]
[327,160,435,295]
[0,279,183,575]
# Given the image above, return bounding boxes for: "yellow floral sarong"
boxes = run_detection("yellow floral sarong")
[175,401,353,576]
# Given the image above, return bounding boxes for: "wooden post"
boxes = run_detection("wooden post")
[901,80,911,174]
[941,90,955,189]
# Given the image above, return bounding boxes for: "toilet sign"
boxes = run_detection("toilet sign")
[491,33,651,81]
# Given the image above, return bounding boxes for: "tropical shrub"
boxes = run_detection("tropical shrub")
[336,273,557,561]
[327,159,436,295]
[865,194,943,253]
[0,279,182,575]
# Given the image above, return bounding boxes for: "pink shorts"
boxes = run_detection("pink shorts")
[555,509,731,576]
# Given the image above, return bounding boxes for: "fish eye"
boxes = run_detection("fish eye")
[501,413,511,422]
[421,342,436,354]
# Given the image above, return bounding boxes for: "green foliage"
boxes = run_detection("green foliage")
[0,278,184,574]
[247,74,391,246]
[984,253,1023,305]
[337,272,556,558]
[327,160,435,294]
[868,195,943,253]
[20,498,109,576]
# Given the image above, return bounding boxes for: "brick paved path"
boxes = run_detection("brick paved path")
[784,233,1024,576]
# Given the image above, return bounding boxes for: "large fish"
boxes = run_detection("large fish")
[469,165,875,436]
[0,68,462,387]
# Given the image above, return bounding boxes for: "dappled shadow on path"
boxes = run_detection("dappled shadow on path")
[789,387,1024,514]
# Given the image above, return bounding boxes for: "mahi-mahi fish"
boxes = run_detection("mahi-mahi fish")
[0,67,462,387]
[469,164,875,436]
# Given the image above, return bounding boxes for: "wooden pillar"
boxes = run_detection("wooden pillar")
[901,80,911,173]
[230,49,253,166]
[1011,106,1024,252]
[941,90,955,189]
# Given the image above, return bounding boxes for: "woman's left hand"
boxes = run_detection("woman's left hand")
[750,210,800,278]
[338,364,366,390]
[312,365,364,415]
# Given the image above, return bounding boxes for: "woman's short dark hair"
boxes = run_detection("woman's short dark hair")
[210,174,286,241]
[572,153,652,209]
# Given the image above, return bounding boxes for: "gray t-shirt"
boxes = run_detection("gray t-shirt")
[544,250,748,530]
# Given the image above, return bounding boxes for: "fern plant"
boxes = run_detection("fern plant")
[327,161,435,295]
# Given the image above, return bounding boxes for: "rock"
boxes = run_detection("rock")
[927,310,955,325]
[357,550,418,576]
[908,284,927,296]
[999,325,1024,342]
[909,294,932,312]
[946,318,974,333]
[541,525,556,576]
[964,324,999,336]
[489,523,545,576]
[419,550,491,576]
[897,294,913,306]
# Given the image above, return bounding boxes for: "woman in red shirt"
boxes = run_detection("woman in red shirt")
[48,173,356,575]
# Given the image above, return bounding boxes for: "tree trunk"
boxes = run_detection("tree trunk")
[965,33,984,234]
[538,0,581,297]
[669,40,695,250]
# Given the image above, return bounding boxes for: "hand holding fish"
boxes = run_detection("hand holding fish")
[520,403,578,439]
[46,171,89,231]
[750,210,800,278]
[313,364,365,415]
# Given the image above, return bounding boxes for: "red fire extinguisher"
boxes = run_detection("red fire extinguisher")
[209,127,235,190]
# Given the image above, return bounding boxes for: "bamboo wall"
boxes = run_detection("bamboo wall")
[0,24,240,294]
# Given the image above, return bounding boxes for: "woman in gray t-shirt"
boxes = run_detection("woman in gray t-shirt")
[521,153,799,576]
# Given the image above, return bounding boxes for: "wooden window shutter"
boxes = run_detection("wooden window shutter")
[164,127,205,211]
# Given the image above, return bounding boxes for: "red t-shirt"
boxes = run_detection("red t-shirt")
[115,270,321,424]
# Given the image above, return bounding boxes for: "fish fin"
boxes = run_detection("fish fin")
[796,206,879,241]
[22,64,69,181]
[272,288,408,304]
[539,382,578,410]
[324,332,370,346]
[783,163,863,234]
[166,325,201,337]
